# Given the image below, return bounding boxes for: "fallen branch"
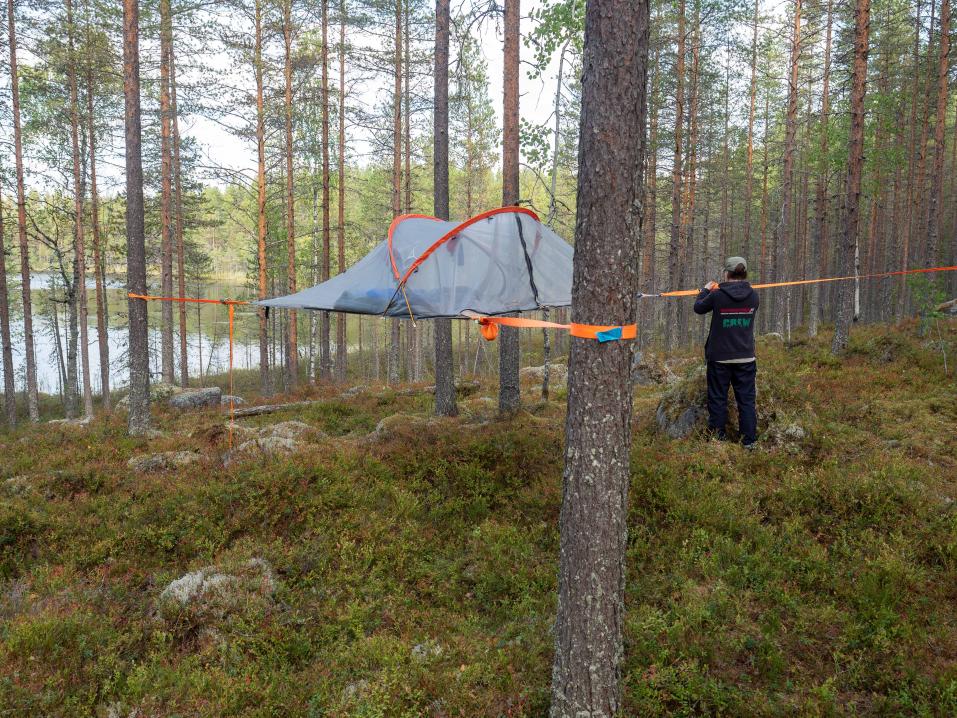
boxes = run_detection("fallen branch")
[937,298,957,313]
[227,400,324,418]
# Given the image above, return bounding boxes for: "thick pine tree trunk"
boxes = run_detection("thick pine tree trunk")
[498,0,521,414]
[335,0,347,382]
[255,0,270,396]
[66,0,94,419]
[283,0,298,388]
[158,0,174,385]
[0,186,16,426]
[433,0,457,417]
[123,0,151,434]
[549,0,648,712]
[832,0,870,353]
[7,0,39,422]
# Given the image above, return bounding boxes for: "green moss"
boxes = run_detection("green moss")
[0,322,955,715]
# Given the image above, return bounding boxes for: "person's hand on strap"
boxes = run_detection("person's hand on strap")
[704,280,719,292]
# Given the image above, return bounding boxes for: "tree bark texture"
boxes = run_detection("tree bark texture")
[433,0,457,417]
[832,0,870,353]
[123,0,151,434]
[499,0,521,414]
[549,0,648,713]
[7,0,39,422]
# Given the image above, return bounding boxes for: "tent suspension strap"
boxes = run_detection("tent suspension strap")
[642,264,957,298]
[476,315,637,343]
[128,293,249,447]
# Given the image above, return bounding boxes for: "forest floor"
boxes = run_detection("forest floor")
[1,320,956,717]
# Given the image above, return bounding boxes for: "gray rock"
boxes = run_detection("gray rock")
[266,420,315,440]
[341,385,367,398]
[169,387,222,410]
[656,402,708,439]
[3,475,35,497]
[127,451,202,473]
[411,641,444,661]
[368,413,433,442]
[156,558,276,634]
[632,350,676,386]
[220,394,246,406]
[342,679,370,701]
[117,381,181,407]
[223,435,299,466]
[520,363,568,388]
[782,424,806,440]
[759,332,785,342]
[48,416,92,427]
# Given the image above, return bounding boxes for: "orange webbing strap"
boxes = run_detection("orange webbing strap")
[655,265,957,298]
[128,293,249,447]
[475,315,636,343]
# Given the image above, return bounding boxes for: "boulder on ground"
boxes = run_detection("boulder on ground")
[116,381,181,408]
[156,558,276,642]
[168,387,222,410]
[267,420,318,441]
[632,350,676,386]
[128,451,202,473]
[520,362,568,389]
[655,363,810,449]
[368,413,433,442]
[220,394,245,406]
[223,436,299,466]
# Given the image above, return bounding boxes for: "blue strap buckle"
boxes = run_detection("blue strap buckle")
[595,326,623,343]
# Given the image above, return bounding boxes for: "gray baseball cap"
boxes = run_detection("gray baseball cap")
[724,256,747,272]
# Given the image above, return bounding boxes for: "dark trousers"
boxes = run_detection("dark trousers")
[706,360,757,444]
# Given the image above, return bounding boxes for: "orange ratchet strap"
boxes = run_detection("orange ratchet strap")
[476,315,636,343]
[652,264,957,298]
[128,292,250,447]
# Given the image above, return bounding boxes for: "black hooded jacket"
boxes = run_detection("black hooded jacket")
[693,281,760,362]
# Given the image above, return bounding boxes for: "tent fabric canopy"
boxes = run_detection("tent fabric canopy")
[257,207,573,319]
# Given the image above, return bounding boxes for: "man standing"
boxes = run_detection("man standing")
[693,257,759,448]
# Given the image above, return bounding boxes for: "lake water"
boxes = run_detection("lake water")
[4,273,261,395]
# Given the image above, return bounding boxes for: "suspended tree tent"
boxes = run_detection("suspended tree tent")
[257,207,572,319]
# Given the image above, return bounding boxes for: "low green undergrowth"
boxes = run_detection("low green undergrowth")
[1,321,955,716]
